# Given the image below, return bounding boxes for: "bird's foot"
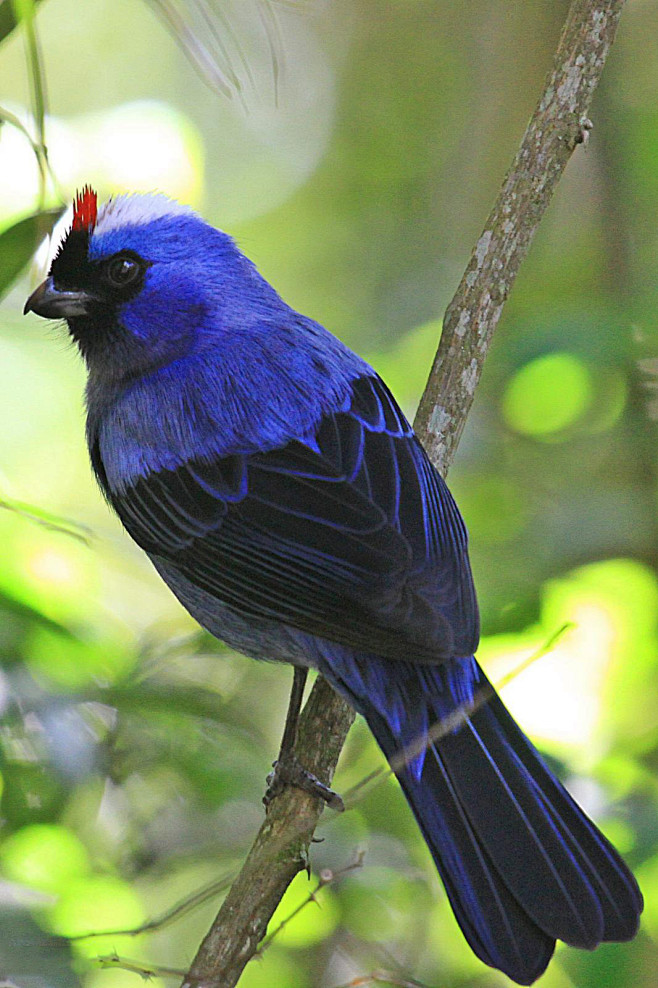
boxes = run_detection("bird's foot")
[263,756,344,812]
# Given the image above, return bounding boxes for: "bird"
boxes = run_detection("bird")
[24,187,642,984]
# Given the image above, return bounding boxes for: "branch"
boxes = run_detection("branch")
[414,0,625,475]
[181,677,355,987]
[181,2,626,985]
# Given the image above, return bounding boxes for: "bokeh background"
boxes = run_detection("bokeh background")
[1,1,658,986]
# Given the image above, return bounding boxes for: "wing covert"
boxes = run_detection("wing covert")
[103,374,479,662]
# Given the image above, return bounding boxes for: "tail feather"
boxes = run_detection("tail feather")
[369,703,556,985]
[320,654,643,986]
[439,709,604,948]
[409,729,556,982]
[481,687,642,940]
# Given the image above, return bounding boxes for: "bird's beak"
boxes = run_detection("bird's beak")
[23,277,94,319]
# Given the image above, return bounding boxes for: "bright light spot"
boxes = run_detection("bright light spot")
[0,524,94,624]
[0,115,42,218]
[0,101,204,231]
[27,547,78,587]
[483,559,658,756]
[503,351,593,437]
[585,367,627,433]
[92,101,203,203]
[483,600,615,752]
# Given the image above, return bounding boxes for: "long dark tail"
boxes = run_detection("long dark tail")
[323,656,643,985]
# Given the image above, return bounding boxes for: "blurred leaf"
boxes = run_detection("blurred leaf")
[147,0,243,99]
[266,871,339,948]
[239,948,307,988]
[0,585,77,642]
[0,0,44,45]
[563,940,647,988]
[0,208,62,300]
[0,823,90,893]
[28,625,134,691]
[340,868,430,943]
[502,351,593,438]
[103,681,229,722]
[0,758,66,826]
[636,853,658,939]
[48,874,145,957]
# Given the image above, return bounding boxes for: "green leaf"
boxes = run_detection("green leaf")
[0,584,77,640]
[0,0,44,45]
[0,208,62,300]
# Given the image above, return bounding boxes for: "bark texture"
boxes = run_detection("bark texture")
[415,0,625,475]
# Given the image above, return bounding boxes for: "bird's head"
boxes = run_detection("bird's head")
[24,188,274,380]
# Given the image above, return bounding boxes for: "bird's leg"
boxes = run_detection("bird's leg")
[279,665,308,759]
[264,666,344,812]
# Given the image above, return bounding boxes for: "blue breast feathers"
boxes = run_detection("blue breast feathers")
[93,312,371,491]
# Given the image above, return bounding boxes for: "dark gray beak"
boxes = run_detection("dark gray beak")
[24,277,93,319]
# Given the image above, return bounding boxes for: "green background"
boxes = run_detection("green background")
[0,1,657,986]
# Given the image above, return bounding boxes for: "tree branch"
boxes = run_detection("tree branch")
[181,2,626,985]
[414,0,625,475]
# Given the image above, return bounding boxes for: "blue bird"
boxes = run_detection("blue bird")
[25,189,642,984]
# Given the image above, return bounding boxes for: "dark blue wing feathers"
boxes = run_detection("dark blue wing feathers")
[107,373,478,662]
[189,455,248,501]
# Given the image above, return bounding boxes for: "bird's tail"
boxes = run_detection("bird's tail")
[324,655,643,985]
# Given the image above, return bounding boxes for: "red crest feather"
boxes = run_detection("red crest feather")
[72,186,98,232]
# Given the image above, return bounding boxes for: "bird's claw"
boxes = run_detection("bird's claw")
[264,757,344,812]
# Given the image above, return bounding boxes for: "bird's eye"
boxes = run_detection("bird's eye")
[104,255,143,288]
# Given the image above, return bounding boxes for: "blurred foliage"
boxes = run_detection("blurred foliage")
[0,0,44,46]
[0,208,61,298]
[1,1,658,987]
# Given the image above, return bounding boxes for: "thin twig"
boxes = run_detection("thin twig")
[257,852,365,954]
[96,953,187,978]
[0,103,66,204]
[19,0,49,210]
[0,495,93,545]
[181,3,626,986]
[70,871,236,941]
[340,622,574,810]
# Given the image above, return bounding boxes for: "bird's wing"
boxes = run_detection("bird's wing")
[102,375,479,662]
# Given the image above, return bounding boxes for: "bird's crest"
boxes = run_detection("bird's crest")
[72,186,98,233]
